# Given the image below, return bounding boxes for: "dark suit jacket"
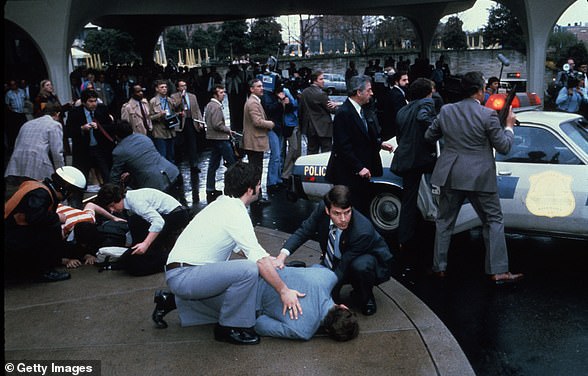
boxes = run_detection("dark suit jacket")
[109,133,179,191]
[65,104,114,169]
[390,97,437,176]
[283,202,393,285]
[298,84,333,137]
[425,98,514,192]
[376,85,407,140]
[326,98,383,186]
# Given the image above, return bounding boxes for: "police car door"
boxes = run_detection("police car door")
[495,121,588,238]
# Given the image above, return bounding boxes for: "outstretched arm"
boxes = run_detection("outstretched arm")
[84,202,126,222]
[257,256,305,320]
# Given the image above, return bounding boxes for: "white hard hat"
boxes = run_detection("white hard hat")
[54,166,86,190]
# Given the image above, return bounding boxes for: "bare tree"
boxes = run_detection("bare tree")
[283,14,322,57]
[322,15,380,55]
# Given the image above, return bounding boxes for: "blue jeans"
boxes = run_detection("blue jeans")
[206,139,236,191]
[267,130,283,186]
[153,137,175,163]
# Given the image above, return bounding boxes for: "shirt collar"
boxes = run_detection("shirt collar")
[393,85,406,95]
[211,98,223,106]
[348,97,363,117]
[328,220,341,233]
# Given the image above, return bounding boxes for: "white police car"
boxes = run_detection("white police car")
[288,111,588,239]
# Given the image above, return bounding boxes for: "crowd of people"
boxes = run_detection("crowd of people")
[7,52,583,345]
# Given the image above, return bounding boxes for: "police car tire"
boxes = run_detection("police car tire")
[368,186,402,235]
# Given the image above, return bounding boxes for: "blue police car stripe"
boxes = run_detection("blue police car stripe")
[497,176,518,199]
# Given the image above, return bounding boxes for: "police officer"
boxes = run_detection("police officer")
[4,166,87,282]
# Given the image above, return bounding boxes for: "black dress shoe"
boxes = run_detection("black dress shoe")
[152,290,177,329]
[362,298,377,316]
[214,324,260,345]
[38,270,71,282]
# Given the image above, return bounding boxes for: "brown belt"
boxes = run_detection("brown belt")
[165,262,196,271]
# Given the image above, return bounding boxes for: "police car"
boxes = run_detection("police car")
[288,111,588,239]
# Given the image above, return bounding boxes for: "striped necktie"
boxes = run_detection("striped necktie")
[325,225,338,269]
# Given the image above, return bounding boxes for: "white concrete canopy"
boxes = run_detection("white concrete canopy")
[4,0,577,102]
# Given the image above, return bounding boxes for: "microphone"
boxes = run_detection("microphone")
[497,54,510,66]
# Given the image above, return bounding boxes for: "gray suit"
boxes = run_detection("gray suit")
[110,133,179,192]
[425,98,514,274]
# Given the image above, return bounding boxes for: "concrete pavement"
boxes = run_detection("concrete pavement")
[4,226,474,376]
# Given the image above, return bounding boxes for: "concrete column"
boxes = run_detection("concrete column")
[524,0,576,99]
[404,5,447,61]
[5,0,75,103]
[504,0,576,100]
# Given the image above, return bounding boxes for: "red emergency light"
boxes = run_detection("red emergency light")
[485,93,521,111]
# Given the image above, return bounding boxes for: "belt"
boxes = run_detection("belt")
[165,262,196,271]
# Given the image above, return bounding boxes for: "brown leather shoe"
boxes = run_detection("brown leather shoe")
[490,272,524,286]
[431,270,447,279]
[427,269,447,279]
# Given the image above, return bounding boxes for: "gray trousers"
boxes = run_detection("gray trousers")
[165,259,259,328]
[433,187,509,275]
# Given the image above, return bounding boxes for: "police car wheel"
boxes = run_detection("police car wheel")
[369,187,402,234]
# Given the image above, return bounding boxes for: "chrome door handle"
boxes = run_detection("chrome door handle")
[498,171,512,176]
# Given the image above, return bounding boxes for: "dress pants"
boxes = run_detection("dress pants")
[348,176,372,218]
[153,137,175,163]
[433,187,509,275]
[206,139,236,192]
[332,253,377,307]
[281,127,301,180]
[123,207,190,276]
[166,259,259,328]
[245,150,264,177]
[398,170,426,246]
[175,119,199,169]
[306,133,332,155]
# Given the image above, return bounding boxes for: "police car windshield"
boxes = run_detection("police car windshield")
[560,119,588,154]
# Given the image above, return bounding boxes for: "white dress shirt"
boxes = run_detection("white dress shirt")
[124,188,181,233]
[167,195,269,265]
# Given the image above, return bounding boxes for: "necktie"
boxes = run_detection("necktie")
[88,111,97,146]
[138,99,149,130]
[360,109,368,132]
[325,225,338,269]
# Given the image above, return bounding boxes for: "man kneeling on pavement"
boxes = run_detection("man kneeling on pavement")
[277,185,393,316]
[151,162,361,343]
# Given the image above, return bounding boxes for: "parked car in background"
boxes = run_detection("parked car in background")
[288,111,588,240]
[322,73,347,95]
